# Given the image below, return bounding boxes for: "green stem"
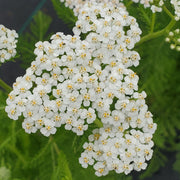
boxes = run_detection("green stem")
[163,6,174,19]
[51,146,56,171]
[0,78,12,93]
[49,136,60,155]
[150,13,156,33]
[12,121,16,147]
[53,142,60,155]
[136,18,176,47]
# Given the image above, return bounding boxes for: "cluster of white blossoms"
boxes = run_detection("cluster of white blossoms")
[0,24,18,63]
[6,33,97,136]
[6,1,143,137]
[60,0,180,17]
[71,1,156,176]
[60,0,164,14]
[165,28,180,51]
[60,0,124,16]
[79,92,157,176]
[73,2,142,65]
[6,0,157,176]
[171,0,180,20]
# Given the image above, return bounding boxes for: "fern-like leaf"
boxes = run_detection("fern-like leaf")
[17,11,52,69]
[51,0,77,29]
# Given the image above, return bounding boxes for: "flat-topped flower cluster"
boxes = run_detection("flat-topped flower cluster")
[60,0,123,15]
[60,0,180,18]
[60,0,163,14]
[0,25,18,63]
[5,1,157,176]
[79,92,156,176]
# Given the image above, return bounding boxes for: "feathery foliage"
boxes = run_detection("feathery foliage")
[17,11,52,69]
[51,0,77,29]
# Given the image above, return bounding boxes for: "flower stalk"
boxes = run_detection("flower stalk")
[136,18,176,47]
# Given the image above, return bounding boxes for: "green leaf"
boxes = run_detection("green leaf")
[153,118,166,149]
[51,0,77,29]
[30,11,52,41]
[51,149,72,180]
[135,36,180,147]
[29,139,52,167]
[0,90,8,106]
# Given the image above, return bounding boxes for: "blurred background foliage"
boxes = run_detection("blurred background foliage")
[0,0,180,179]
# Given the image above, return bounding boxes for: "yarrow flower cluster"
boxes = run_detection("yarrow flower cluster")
[79,92,157,176]
[6,0,157,176]
[165,29,180,51]
[0,24,18,63]
[60,0,180,18]
[6,1,143,136]
[6,33,97,136]
[74,3,157,175]
[73,2,142,62]
[60,0,123,15]
[60,0,164,14]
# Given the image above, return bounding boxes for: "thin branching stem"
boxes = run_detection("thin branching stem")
[53,142,60,155]
[136,18,176,47]
[163,6,174,19]
[51,146,56,171]
[50,136,60,155]
[150,13,156,33]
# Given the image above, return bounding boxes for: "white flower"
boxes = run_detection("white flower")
[5,104,21,120]
[72,119,88,135]
[53,112,65,127]
[81,108,96,124]
[79,152,94,168]
[151,5,162,13]
[94,162,109,177]
[40,120,56,136]
[22,119,37,134]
